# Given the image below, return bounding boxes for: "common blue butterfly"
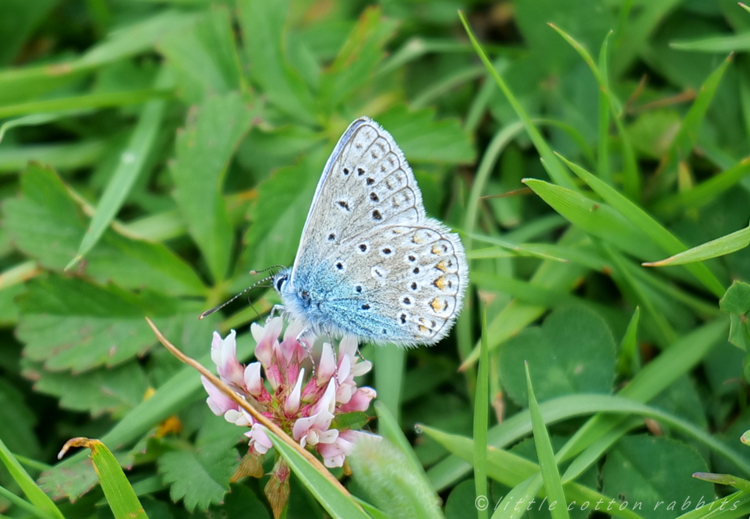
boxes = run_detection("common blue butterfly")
[272,117,468,346]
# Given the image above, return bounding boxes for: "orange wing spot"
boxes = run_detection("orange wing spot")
[430,298,445,313]
[433,276,447,290]
[419,325,429,334]
[412,234,426,244]
[436,260,448,272]
[431,245,442,255]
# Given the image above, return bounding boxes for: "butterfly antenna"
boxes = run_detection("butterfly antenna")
[199,274,276,320]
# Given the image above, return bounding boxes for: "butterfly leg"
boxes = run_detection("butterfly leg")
[267,304,285,323]
[295,326,317,377]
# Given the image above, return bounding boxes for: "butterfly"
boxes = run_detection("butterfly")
[272,117,468,346]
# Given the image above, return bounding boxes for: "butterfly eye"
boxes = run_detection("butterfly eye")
[275,275,287,292]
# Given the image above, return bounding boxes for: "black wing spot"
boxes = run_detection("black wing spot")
[361,304,371,310]
[366,177,375,185]
[400,314,407,324]
[343,167,350,175]
[382,328,387,334]
[372,210,382,221]
[370,192,379,202]
[337,200,351,211]
[355,285,362,293]
[382,247,392,255]
[411,282,417,290]
[413,267,420,274]
[328,233,335,241]
[359,243,368,252]
[336,262,344,270]
[408,255,416,262]
[357,167,365,176]
[403,297,411,305]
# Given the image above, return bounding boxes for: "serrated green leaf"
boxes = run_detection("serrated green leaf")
[171,92,256,283]
[376,106,476,164]
[499,307,616,406]
[317,6,396,115]
[16,276,188,372]
[158,7,244,102]
[3,163,205,295]
[241,152,323,274]
[159,416,241,512]
[237,0,316,124]
[22,359,148,417]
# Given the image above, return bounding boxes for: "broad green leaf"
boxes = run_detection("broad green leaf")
[720,281,750,315]
[347,435,444,519]
[237,0,316,124]
[159,414,241,512]
[62,438,147,519]
[0,438,64,519]
[170,92,256,283]
[158,7,244,102]
[267,430,372,519]
[525,365,569,519]
[557,154,725,297]
[67,72,170,270]
[0,139,108,173]
[3,163,205,295]
[205,484,269,519]
[16,276,187,372]
[644,223,750,267]
[377,106,476,164]
[601,436,714,519]
[317,6,396,115]
[499,306,616,406]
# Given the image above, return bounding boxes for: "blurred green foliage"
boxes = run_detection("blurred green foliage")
[1,0,750,517]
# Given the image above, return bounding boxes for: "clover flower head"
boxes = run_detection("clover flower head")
[203,317,376,468]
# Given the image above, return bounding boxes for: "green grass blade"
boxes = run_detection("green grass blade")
[692,472,750,493]
[458,11,576,190]
[474,308,489,519]
[670,33,750,53]
[59,438,147,519]
[266,430,371,519]
[374,346,405,425]
[669,53,733,159]
[653,158,750,218]
[421,425,644,519]
[0,89,172,119]
[0,439,63,519]
[597,32,612,183]
[557,153,725,297]
[643,223,750,267]
[617,307,641,376]
[67,74,169,270]
[525,364,569,519]
[548,24,639,199]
